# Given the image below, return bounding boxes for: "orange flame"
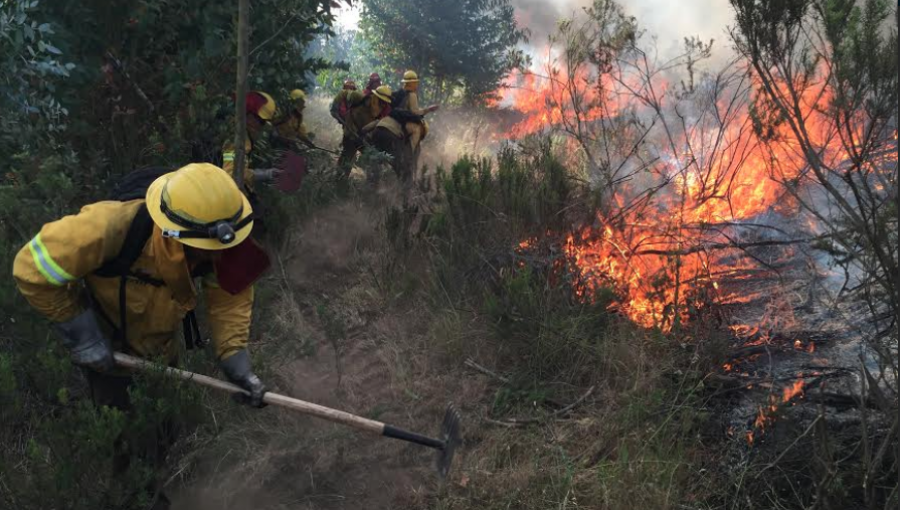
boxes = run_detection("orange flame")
[782,380,805,402]
[497,59,891,332]
[491,68,628,139]
[746,379,807,444]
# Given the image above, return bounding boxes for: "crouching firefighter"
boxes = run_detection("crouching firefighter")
[330,79,358,124]
[371,70,439,182]
[223,90,282,201]
[12,163,270,509]
[275,88,315,150]
[337,84,394,177]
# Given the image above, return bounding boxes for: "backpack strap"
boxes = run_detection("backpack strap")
[94,204,208,353]
[95,204,156,279]
[391,89,408,109]
[93,204,158,351]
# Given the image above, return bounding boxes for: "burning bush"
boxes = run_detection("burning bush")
[433,0,897,506]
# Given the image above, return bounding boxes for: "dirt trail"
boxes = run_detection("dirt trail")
[170,193,480,510]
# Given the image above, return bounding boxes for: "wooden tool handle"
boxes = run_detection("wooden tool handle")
[113,353,385,434]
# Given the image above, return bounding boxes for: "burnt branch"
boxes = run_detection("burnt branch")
[635,238,819,257]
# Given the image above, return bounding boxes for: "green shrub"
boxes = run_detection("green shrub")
[0,359,208,510]
[414,145,625,388]
[483,264,618,386]
[425,143,575,297]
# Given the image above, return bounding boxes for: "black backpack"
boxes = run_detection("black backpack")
[388,89,424,124]
[390,108,424,124]
[93,167,203,352]
[390,89,408,109]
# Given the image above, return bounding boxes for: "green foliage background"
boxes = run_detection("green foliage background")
[0,1,346,507]
[317,0,529,105]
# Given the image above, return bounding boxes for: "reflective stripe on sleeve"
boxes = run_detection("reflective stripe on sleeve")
[223,152,235,163]
[27,234,75,286]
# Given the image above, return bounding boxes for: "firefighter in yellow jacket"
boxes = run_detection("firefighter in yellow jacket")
[12,163,267,409]
[330,79,358,123]
[275,89,314,149]
[396,70,439,152]
[337,85,393,175]
[222,90,280,195]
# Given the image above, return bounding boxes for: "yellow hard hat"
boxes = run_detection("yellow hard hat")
[252,91,277,121]
[289,89,307,101]
[146,163,253,250]
[401,70,419,83]
[372,85,393,103]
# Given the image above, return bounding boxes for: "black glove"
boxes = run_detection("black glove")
[220,350,267,408]
[52,309,115,372]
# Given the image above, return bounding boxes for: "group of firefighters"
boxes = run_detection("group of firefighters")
[228,70,439,196]
[11,70,438,509]
[330,71,439,178]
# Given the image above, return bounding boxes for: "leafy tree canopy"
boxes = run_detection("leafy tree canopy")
[2,0,346,178]
[359,0,529,104]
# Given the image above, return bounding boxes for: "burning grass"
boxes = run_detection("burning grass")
[487,23,897,341]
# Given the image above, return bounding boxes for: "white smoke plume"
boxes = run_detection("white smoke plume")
[336,1,737,60]
[513,0,736,59]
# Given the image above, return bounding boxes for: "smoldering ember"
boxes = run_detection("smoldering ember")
[0,1,896,509]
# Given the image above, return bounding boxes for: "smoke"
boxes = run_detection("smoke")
[512,0,736,60]
[338,1,736,61]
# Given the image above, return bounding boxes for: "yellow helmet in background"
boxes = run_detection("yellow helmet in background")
[249,91,277,121]
[146,163,253,250]
[372,85,393,103]
[401,70,419,83]
[289,89,307,101]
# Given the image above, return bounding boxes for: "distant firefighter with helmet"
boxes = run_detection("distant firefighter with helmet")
[222,90,281,196]
[393,70,439,153]
[275,88,315,149]
[367,70,439,183]
[363,72,382,96]
[330,79,358,123]
[337,84,394,175]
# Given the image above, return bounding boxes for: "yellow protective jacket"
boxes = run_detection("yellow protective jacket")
[275,110,312,146]
[396,90,429,140]
[13,200,253,363]
[398,90,426,116]
[343,91,386,138]
[375,117,404,138]
[222,136,255,193]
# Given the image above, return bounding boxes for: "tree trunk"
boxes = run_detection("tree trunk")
[233,0,250,188]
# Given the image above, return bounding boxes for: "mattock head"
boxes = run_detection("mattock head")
[436,403,462,480]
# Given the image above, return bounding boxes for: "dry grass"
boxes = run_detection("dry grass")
[168,162,714,510]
